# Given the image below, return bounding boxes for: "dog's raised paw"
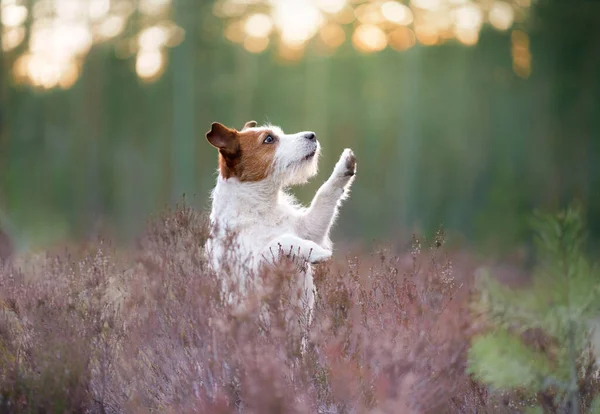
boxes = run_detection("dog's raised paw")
[335,148,357,178]
[343,149,356,177]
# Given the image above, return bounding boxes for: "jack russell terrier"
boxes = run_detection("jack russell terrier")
[205,120,356,322]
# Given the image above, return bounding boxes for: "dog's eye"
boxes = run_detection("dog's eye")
[263,135,275,144]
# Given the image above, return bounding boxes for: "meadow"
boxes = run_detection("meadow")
[1,202,598,413]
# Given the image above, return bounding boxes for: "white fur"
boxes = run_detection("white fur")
[205,124,356,322]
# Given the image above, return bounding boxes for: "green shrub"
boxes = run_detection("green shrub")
[468,204,600,413]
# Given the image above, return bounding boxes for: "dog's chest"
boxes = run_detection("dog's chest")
[211,201,297,251]
[228,209,295,248]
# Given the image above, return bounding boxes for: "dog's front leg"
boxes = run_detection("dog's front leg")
[261,234,332,266]
[298,148,356,246]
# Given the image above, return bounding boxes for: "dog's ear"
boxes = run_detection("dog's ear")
[242,120,257,130]
[206,122,238,153]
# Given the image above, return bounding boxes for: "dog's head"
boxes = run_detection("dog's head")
[206,120,320,186]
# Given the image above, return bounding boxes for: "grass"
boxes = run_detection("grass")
[0,202,596,413]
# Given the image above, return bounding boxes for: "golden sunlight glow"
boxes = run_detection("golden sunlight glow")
[511,29,531,78]
[452,4,483,31]
[489,1,514,31]
[272,0,323,46]
[69,24,94,55]
[54,0,85,20]
[244,13,274,38]
[277,42,306,62]
[455,27,479,45]
[355,3,384,25]
[58,61,80,89]
[136,48,165,80]
[411,0,443,12]
[138,25,170,50]
[381,1,413,25]
[225,21,245,43]
[4,0,183,89]
[244,36,270,53]
[1,3,28,27]
[3,0,533,89]
[111,1,135,18]
[213,0,248,18]
[214,0,529,56]
[315,0,347,14]
[139,0,170,16]
[29,22,93,58]
[429,9,454,30]
[31,1,52,19]
[388,27,416,51]
[352,24,387,53]
[415,24,439,45]
[97,15,126,39]
[334,5,357,24]
[88,0,111,20]
[162,22,185,47]
[23,53,79,90]
[319,23,346,49]
[13,54,31,83]
[2,26,26,52]
[27,55,61,89]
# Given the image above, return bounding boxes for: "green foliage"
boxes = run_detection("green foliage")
[468,328,552,389]
[591,397,600,414]
[468,204,600,413]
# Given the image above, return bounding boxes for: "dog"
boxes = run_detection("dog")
[204,120,356,325]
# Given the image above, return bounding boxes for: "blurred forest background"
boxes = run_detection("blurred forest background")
[0,0,599,255]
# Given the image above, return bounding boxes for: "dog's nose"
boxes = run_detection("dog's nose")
[305,132,316,141]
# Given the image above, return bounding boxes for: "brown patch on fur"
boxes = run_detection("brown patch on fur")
[206,122,277,181]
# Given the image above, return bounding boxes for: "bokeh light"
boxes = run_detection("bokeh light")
[381,1,414,25]
[355,3,385,25]
[455,27,479,45]
[244,13,274,38]
[136,48,165,81]
[273,0,323,46]
[1,0,534,90]
[488,1,515,31]
[511,29,531,78]
[138,26,170,50]
[215,0,531,76]
[411,0,443,12]
[389,26,416,51]
[244,36,270,53]
[453,4,484,32]
[319,23,346,49]
[415,24,439,45]
[2,26,26,51]
[1,0,183,90]
[353,24,388,53]
[315,0,347,14]
[2,3,28,27]
[96,15,126,40]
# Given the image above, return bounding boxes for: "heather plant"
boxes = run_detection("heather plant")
[468,205,600,413]
[0,201,488,413]
[0,242,124,413]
